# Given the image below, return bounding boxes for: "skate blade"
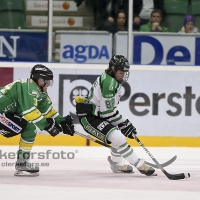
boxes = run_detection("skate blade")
[108,156,134,173]
[112,171,134,174]
[139,171,157,176]
[145,172,157,176]
[14,170,39,177]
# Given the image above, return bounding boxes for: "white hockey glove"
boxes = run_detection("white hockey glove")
[118,119,137,139]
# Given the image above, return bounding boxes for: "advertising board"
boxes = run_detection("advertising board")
[10,64,200,137]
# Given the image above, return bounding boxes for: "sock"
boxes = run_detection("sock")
[107,130,139,166]
[116,142,139,165]
[18,137,34,159]
[110,148,124,165]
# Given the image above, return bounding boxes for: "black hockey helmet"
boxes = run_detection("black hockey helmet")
[30,64,54,88]
[30,64,53,81]
[109,55,130,83]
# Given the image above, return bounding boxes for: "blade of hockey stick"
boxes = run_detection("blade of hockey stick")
[75,131,176,169]
[145,155,177,169]
[134,136,190,180]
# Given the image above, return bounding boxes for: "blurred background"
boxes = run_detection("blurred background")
[0,0,200,147]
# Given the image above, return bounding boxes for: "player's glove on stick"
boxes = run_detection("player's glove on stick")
[44,118,62,137]
[60,115,75,136]
[118,119,137,138]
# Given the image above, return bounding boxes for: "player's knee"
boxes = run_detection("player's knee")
[107,129,126,148]
[21,123,37,141]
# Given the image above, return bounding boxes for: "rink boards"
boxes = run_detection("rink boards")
[0,63,200,146]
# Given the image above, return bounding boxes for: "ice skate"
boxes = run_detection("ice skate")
[14,158,39,177]
[107,156,133,173]
[135,159,157,176]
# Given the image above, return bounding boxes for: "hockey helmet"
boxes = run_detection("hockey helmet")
[30,64,54,86]
[109,55,130,83]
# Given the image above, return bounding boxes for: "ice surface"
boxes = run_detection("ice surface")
[0,146,199,200]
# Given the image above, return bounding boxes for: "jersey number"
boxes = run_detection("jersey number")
[105,98,115,109]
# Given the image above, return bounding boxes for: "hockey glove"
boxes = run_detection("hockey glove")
[60,115,75,136]
[44,118,62,137]
[118,119,137,139]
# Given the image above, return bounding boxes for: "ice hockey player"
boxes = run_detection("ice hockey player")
[0,64,75,177]
[75,55,156,176]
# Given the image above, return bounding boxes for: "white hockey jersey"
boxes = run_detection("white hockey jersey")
[88,72,126,126]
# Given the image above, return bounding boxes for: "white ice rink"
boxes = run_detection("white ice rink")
[0,146,200,200]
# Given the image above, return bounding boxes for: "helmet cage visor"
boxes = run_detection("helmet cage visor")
[122,71,130,83]
[44,79,54,87]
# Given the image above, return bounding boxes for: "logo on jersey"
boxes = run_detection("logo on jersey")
[0,129,10,136]
[3,102,18,112]
[97,121,109,131]
[109,78,114,91]
[0,114,22,133]
[32,90,40,98]
[85,125,105,141]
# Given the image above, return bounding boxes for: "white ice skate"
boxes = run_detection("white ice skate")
[107,156,134,173]
[14,158,39,177]
[135,159,157,176]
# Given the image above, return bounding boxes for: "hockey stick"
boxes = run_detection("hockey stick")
[145,156,177,169]
[134,135,190,180]
[75,131,176,169]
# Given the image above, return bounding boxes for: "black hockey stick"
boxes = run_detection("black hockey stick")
[134,136,190,180]
[75,131,176,169]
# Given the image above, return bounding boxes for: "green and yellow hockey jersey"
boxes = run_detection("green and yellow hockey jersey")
[0,79,64,130]
[88,72,126,126]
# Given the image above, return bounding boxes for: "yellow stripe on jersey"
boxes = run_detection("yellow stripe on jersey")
[43,108,57,119]
[19,138,34,151]
[24,108,42,121]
